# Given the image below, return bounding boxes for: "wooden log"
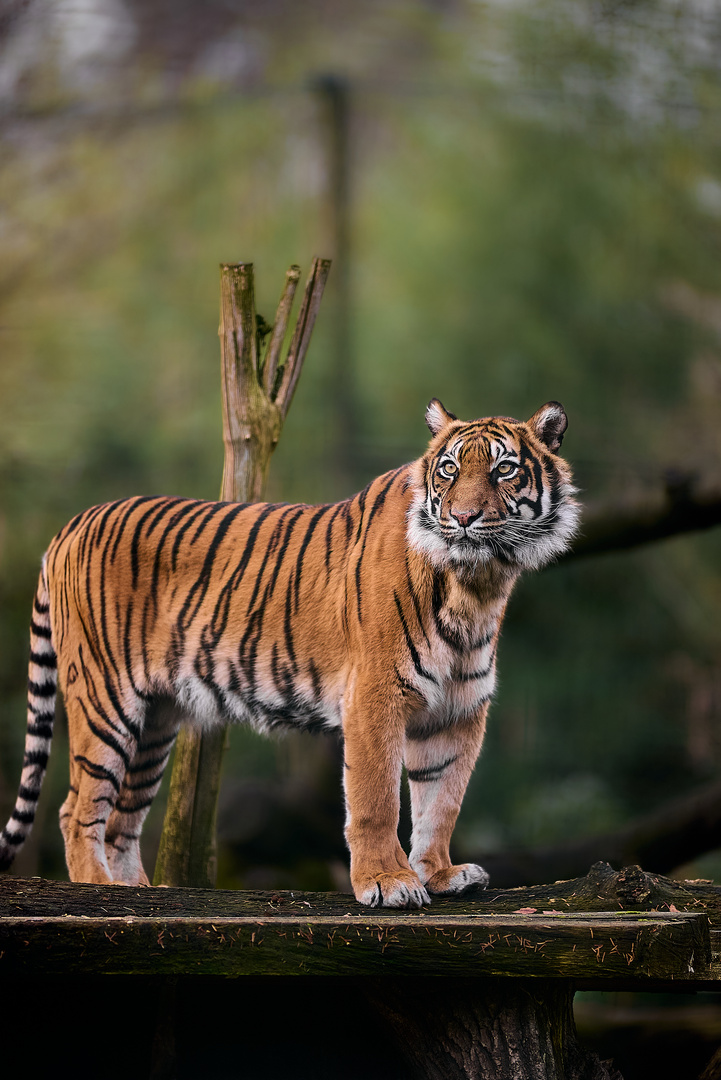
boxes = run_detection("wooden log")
[153,258,331,889]
[0,872,711,982]
[4,862,721,922]
[0,909,708,980]
[366,977,622,1080]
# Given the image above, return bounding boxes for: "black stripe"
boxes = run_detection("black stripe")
[131,499,184,589]
[135,732,178,753]
[354,470,400,624]
[308,658,322,701]
[145,496,186,538]
[124,774,166,792]
[243,506,294,615]
[115,797,155,814]
[77,697,131,769]
[170,501,217,570]
[91,498,127,548]
[109,496,160,565]
[1,829,25,846]
[263,507,305,603]
[11,807,35,824]
[323,502,346,581]
[23,749,49,769]
[283,585,298,675]
[122,596,151,702]
[178,503,254,633]
[26,678,55,695]
[33,599,50,615]
[126,751,171,774]
[207,504,277,642]
[30,620,52,639]
[406,756,458,783]
[394,592,437,684]
[293,505,331,613]
[150,500,202,598]
[453,662,493,682]
[405,554,430,648]
[189,501,239,546]
[29,650,56,668]
[27,721,54,738]
[431,574,466,653]
[394,664,425,701]
[74,755,122,791]
[353,483,371,543]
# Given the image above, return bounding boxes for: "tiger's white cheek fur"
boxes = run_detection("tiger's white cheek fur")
[406,495,452,567]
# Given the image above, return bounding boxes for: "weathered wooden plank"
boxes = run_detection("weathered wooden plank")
[0,910,709,979]
[3,863,721,922]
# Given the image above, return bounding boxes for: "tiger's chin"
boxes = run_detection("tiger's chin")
[407,512,577,574]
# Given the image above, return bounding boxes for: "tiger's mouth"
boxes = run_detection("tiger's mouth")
[447,527,518,561]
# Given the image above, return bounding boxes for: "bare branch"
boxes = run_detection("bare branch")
[275,257,332,420]
[262,264,301,396]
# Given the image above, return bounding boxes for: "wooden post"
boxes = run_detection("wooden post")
[153,258,331,888]
[316,74,360,493]
[365,978,622,1080]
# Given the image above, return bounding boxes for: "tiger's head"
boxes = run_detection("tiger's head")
[408,399,580,571]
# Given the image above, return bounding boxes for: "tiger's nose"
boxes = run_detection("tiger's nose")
[451,508,480,528]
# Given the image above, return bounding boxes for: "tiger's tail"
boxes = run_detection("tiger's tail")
[0,562,57,870]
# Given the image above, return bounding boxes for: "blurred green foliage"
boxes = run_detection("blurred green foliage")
[1,0,721,885]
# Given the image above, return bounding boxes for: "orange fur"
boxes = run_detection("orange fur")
[0,402,579,906]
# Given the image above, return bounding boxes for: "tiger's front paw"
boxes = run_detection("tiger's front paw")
[425,863,489,896]
[354,869,431,908]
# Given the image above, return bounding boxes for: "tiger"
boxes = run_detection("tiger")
[0,399,579,907]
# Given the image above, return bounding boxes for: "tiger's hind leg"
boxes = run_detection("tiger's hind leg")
[61,694,141,885]
[405,712,490,896]
[105,700,182,885]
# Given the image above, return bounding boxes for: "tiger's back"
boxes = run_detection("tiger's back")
[0,400,579,906]
[49,490,380,736]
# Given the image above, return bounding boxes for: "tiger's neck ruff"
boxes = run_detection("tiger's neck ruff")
[0,399,579,908]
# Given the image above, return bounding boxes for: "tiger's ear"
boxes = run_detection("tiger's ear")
[425,399,457,436]
[527,401,568,453]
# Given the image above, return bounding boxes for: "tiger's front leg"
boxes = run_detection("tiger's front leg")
[343,681,430,908]
[405,709,490,896]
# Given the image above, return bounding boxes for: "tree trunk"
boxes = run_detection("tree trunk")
[153,258,331,888]
[366,978,622,1080]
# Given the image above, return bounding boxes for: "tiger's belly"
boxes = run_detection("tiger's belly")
[172,663,344,736]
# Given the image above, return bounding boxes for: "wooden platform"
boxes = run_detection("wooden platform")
[0,875,711,982]
[2,864,720,1079]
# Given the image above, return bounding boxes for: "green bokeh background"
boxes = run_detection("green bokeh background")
[1,0,720,888]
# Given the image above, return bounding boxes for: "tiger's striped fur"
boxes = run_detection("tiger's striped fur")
[0,400,579,907]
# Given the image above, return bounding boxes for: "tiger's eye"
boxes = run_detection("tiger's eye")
[438,461,457,479]
[497,462,515,476]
